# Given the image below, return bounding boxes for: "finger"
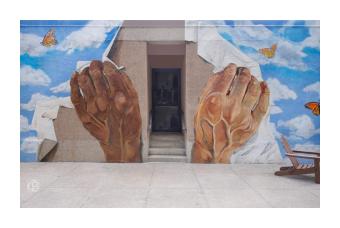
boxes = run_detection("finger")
[222,63,237,94]
[78,67,97,115]
[114,91,128,113]
[199,72,220,103]
[212,63,237,94]
[229,67,252,100]
[120,71,138,97]
[242,76,261,111]
[70,72,91,123]
[89,61,109,112]
[103,61,120,98]
[252,81,270,123]
[199,64,237,103]
[105,61,137,99]
[103,61,133,114]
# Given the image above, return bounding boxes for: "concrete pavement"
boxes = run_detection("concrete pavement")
[20,162,320,208]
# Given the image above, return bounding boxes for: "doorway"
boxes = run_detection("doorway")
[152,68,181,132]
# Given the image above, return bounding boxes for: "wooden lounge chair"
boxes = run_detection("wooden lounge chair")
[275,136,320,184]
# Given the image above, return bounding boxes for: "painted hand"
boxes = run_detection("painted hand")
[70,60,142,162]
[192,63,270,163]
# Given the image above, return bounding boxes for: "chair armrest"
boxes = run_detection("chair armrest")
[292,150,320,155]
[286,153,320,160]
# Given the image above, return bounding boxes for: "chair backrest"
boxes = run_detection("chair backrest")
[280,136,300,168]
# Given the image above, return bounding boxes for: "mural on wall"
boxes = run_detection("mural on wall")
[70,60,142,162]
[215,20,320,161]
[192,64,270,163]
[20,20,320,163]
[20,20,122,161]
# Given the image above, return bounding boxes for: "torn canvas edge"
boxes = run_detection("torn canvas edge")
[184,20,282,163]
[30,21,123,157]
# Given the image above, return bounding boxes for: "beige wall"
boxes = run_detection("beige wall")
[116,21,185,42]
[49,107,105,162]
[184,43,214,158]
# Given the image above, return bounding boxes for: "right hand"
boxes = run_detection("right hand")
[192,63,270,163]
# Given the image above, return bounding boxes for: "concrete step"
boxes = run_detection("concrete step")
[150,140,184,148]
[149,147,186,156]
[150,132,183,139]
[150,133,185,148]
[147,155,187,163]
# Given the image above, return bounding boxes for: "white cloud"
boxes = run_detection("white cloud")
[21,93,58,111]
[20,33,51,56]
[270,106,283,114]
[301,21,320,49]
[293,142,320,152]
[267,78,297,102]
[266,78,297,115]
[20,115,31,132]
[50,80,70,94]
[21,137,42,154]
[303,81,320,95]
[20,65,51,86]
[57,20,122,54]
[266,78,297,101]
[217,20,319,71]
[277,114,320,140]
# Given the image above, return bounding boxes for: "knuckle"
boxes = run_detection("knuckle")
[70,96,79,104]
[239,72,251,84]
[224,63,237,76]
[249,83,260,96]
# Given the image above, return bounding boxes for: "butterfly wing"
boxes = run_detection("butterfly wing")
[270,44,277,58]
[312,103,320,116]
[41,29,57,47]
[267,49,275,58]
[305,102,320,116]
[259,45,276,58]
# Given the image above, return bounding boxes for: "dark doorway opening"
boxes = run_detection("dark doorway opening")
[152,68,181,132]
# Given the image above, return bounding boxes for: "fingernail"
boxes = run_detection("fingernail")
[260,81,267,92]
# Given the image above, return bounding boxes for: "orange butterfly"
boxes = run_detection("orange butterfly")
[259,44,277,58]
[305,101,320,116]
[41,29,58,47]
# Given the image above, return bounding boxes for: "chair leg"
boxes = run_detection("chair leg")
[315,159,320,184]
[275,168,294,176]
[275,167,315,176]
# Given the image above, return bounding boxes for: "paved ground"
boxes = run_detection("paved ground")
[20,162,320,208]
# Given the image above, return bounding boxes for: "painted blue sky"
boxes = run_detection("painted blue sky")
[20,20,320,162]
[20,20,120,161]
[218,20,320,157]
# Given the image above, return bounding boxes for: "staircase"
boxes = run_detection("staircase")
[148,132,187,162]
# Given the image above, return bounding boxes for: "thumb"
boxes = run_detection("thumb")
[252,81,270,123]
[70,72,91,124]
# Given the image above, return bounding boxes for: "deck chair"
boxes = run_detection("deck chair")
[275,136,320,184]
